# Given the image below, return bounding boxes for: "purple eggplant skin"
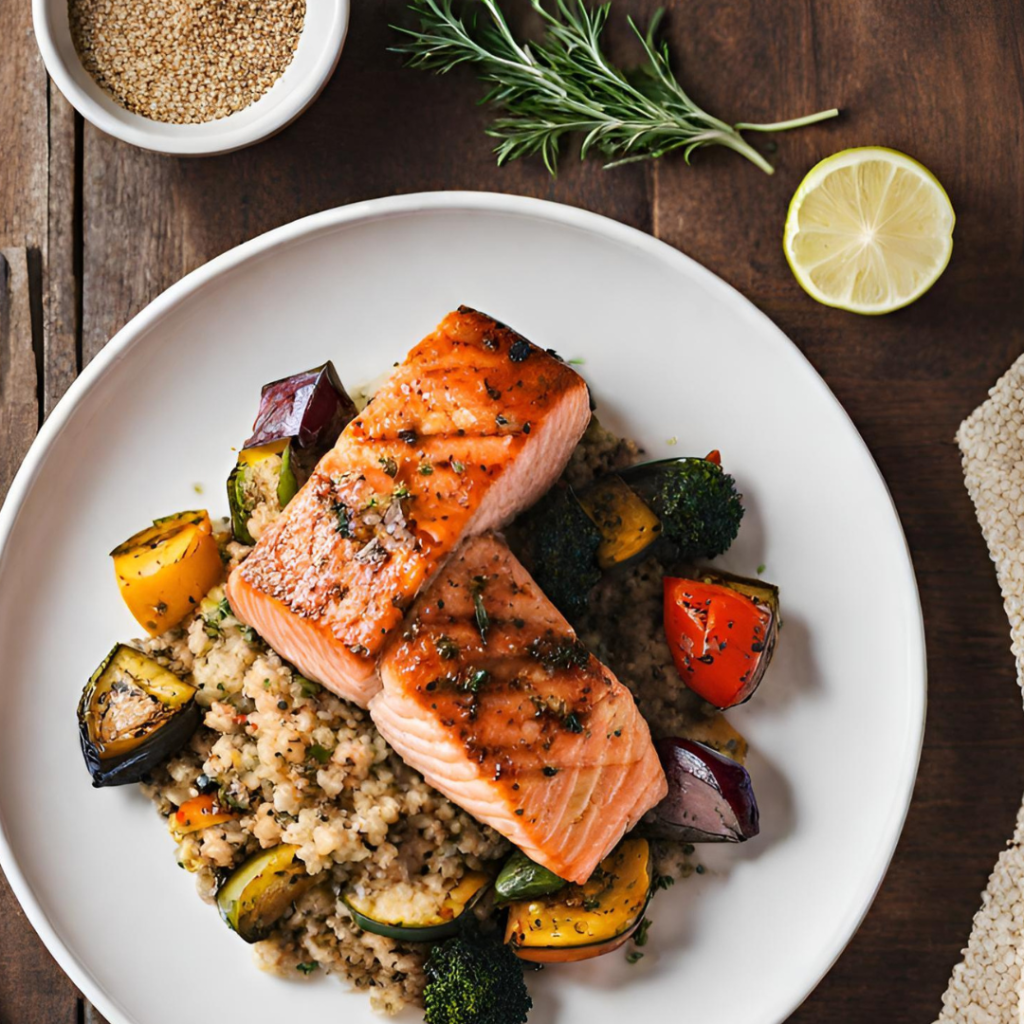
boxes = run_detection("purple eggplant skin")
[648,738,760,843]
[243,362,357,476]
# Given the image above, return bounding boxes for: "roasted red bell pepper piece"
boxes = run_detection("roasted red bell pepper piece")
[663,571,779,708]
[171,792,237,837]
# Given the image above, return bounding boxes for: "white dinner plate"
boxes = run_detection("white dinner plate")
[0,193,925,1024]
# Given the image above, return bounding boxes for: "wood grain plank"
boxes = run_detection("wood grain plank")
[0,251,78,1024]
[45,87,81,417]
[649,1,1024,1022]
[0,1,48,253]
[0,250,38,496]
[0,0,85,1016]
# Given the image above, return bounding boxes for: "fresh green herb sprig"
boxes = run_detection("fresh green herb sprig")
[392,0,838,174]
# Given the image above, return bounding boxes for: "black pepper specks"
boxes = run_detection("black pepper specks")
[509,338,532,363]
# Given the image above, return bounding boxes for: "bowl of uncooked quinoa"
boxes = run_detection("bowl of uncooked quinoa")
[32,0,349,156]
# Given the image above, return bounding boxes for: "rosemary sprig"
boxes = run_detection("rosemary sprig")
[392,0,838,174]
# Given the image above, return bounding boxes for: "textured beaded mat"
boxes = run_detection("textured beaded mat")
[940,355,1024,1022]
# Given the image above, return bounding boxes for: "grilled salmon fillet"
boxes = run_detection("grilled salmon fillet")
[370,534,668,884]
[226,308,591,707]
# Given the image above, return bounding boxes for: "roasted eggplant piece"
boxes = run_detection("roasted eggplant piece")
[244,361,357,476]
[229,362,357,544]
[505,838,651,963]
[170,793,238,838]
[111,510,223,635]
[78,644,201,787]
[664,569,779,708]
[244,360,357,452]
[494,850,567,904]
[217,844,317,943]
[648,738,759,843]
[620,453,744,560]
[577,474,662,569]
[344,871,490,942]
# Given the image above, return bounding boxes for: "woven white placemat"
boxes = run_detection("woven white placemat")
[937,354,1024,1023]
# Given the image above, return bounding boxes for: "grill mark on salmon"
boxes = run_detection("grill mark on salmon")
[370,534,668,883]
[226,308,591,707]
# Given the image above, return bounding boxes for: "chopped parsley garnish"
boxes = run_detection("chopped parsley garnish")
[450,459,466,475]
[633,917,652,947]
[419,462,434,476]
[582,896,600,911]
[654,874,676,891]
[473,591,489,642]
[626,951,644,965]
[563,712,583,733]
[296,962,319,975]
[332,501,353,538]
[392,483,410,499]
[378,455,398,477]
[756,563,766,575]
[470,576,490,641]
[461,668,489,693]
[436,635,460,661]
[296,675,321,697]
[308,743,332,764]
[528,636,590,671]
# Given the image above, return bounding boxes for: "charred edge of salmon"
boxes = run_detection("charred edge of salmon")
[455,305,589,394]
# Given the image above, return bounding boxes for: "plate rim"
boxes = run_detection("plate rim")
[0,190,927,1024]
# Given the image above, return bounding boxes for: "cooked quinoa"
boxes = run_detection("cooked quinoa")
[138,418,702,1012]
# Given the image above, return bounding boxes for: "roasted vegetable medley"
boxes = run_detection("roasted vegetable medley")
[76,350,781,1024]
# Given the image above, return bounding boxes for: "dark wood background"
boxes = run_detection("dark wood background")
[2,1,1023,1021]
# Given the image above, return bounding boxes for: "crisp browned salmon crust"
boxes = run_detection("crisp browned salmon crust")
[226,309,591,707]
[370,534,668,884]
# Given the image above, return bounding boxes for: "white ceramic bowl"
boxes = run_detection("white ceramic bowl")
[32,0,349,156]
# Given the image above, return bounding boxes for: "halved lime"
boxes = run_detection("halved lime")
[783,147,955,315]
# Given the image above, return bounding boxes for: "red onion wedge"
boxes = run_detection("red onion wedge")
[649,738,760,843]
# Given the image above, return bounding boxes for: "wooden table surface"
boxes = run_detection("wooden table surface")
[2,1,1023,1022]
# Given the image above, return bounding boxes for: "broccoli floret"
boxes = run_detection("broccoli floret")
[646,458,744,559]
[521,487,601,621]
[423,936,533,1024]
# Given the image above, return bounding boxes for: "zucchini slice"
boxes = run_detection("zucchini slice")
[217,845,317,943]
[228,441,292,546]
[344,871,490,942]
[505,838,651,963]
[78,644,200,787]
